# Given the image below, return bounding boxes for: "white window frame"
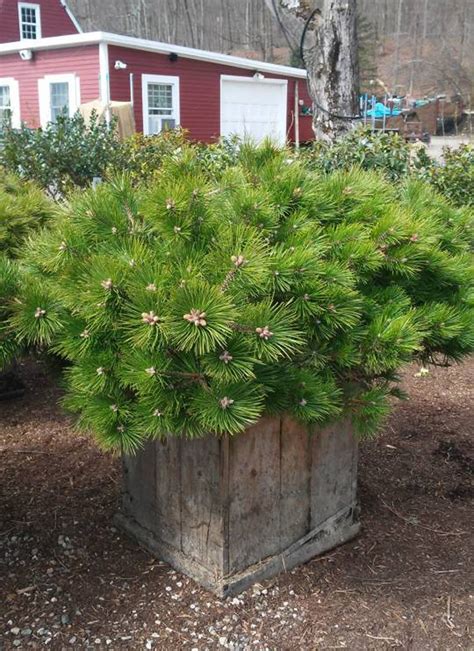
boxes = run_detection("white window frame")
[142,74,180,136]
[38,73,81,128]
[18,2,42,40]
[0,77,21,129]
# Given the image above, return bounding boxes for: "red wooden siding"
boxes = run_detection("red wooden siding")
[0,0,80,44]
[108,45,314,143]
[0,45,100,127]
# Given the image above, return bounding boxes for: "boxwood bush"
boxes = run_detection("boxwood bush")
[8,145,474,451]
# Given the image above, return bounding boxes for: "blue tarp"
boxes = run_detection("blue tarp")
[365,102,402,118]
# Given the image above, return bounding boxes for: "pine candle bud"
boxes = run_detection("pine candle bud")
[231,254,247,268]
[80,329,90,339]
[410,234,419,242]
[145,367,156,376]
[58,241,67,252]
[101,278,113,290]
[153,409,163,417]
[96,367,105,375]
[256,326,273,340]
[219,350,233,364]
[34,307,46,319]
[142,311,160,326]
[110,404,118,412]
[146,283,157,292]
[166,199,175,210]
[184,309,207,327]
[220,396,234,410]
[174,226,182,234]
[299,398,308,407]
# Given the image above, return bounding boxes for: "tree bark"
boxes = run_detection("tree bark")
[266,0,359,141]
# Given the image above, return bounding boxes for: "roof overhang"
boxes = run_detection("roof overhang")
[0,31,308,79]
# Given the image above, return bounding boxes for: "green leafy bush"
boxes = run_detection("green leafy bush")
[301,127,413,181]
[0,112,121,199]
[110,129,189,184]
[9,145,474,451]
[415,144,474,207]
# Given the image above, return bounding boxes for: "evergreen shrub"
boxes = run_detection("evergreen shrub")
[301,127,413,181]
[0,173,54,256]
[10,145,474,452]
[416,144,474,207]
[0,112,121,199]
[0,174,55,368]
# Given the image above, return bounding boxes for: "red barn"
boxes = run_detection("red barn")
[0,0,314,143]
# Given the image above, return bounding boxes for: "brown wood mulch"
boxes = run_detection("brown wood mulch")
[1,357,473,650]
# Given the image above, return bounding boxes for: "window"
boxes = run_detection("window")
[18,3,42,40]
[50,82,69,122]
[0,78,20,129]
[142,75,180,135]
[0,86,12,126]
[38,74,80,127]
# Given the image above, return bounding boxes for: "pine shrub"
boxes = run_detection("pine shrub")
[0,173,54,257]
[0,174,54,368]
[9,145,474,452]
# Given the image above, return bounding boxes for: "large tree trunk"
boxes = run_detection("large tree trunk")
[266,0,359,141]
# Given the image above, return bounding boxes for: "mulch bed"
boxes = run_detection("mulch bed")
[1,358,473,649]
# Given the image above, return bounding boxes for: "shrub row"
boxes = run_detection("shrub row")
[1,118,473,207]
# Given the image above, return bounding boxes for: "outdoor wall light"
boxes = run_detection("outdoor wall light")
[114,60,128,70]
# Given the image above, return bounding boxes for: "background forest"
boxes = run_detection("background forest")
[68,0,474,98]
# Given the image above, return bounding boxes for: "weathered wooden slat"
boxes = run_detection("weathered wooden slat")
[122,440,156,533]
[180,436,224,573]
[154,436,182,548]
[310,420,357,529]
[279,416,311,549]
[227,416,281,574]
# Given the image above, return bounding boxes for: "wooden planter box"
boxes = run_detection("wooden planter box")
[115,417,360,597]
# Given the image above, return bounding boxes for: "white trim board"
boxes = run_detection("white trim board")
[60,0,83,33]
[0,31,308,79]
[0,77,21,128]
[99,42,109,104]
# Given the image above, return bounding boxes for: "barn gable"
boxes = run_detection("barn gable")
[0,0,81,44]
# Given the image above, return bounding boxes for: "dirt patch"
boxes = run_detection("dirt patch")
[1,358,473,649]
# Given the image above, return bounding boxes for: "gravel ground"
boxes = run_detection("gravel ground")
[0,357,473,650]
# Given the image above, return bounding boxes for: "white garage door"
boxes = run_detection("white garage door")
[220,75,288,145]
